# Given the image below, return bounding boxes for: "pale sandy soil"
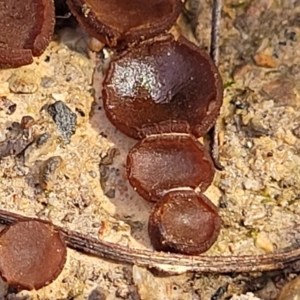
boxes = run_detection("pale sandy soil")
[0,0,300,299]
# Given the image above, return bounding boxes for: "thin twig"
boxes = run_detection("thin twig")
[209,0,224,170]
[210,0,222,64]
[1,209,300,274]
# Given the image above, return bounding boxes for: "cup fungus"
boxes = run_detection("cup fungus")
[0,0,55,68]
[102,36,223,139]
[148,190,221,255]
[66,0,182,47]
[0,220,67,290]
[127,133,215,202]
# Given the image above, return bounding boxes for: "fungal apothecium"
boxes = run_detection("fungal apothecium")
[102,35,223,139]
[65,0,183,47]
[126,133,215,202]
[0,0,55,68]
[149,190,221,255]
[0,0,223,290]
[0,220,67,290]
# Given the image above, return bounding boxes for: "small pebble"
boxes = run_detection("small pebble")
[254,232,274,253]
[88,37,105,52]
[254,53,277,68]
[47,101,77,144]
[0,82,10,96]
[41,76,55,88]
[230,292,261,300]
[8,69,40,94]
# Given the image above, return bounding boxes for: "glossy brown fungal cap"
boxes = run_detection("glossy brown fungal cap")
[102,36,223,139]
[0,220,67,290]
[127,134,215,202]
[0,0,55,68]
[148,190,221,255]
[66,0,182,47]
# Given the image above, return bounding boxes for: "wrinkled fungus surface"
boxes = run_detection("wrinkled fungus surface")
[127,134,215,202]
[0,0,55,68]
[148,190,221,255]
[0,220,67,290]
[66,0,182,46]
[102,36,223,139]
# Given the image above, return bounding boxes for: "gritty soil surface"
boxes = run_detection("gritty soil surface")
[0,0,300,299]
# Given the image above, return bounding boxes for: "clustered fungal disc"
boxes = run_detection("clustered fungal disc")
[102,36,223,139]
[0,0,55,68]
[66,0,182,47]
[148,190,221,255]
[101,35,223,255]
[127,134,215,202]
[125,131,221,254]
[0,220,67,290]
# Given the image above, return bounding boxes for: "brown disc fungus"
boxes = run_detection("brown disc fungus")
[127,133,215,202]
[0,0,55,68]
[102,35,223,139]
[66,0,182,47]
[148,190,221,255]
[0,220,67,290]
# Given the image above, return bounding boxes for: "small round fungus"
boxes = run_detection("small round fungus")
[0,220,67,290]
[0,0,55,68]
[148,190,221,255]
[66,0,182,46]
[102,36,223,139]
[127,134,215,202]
